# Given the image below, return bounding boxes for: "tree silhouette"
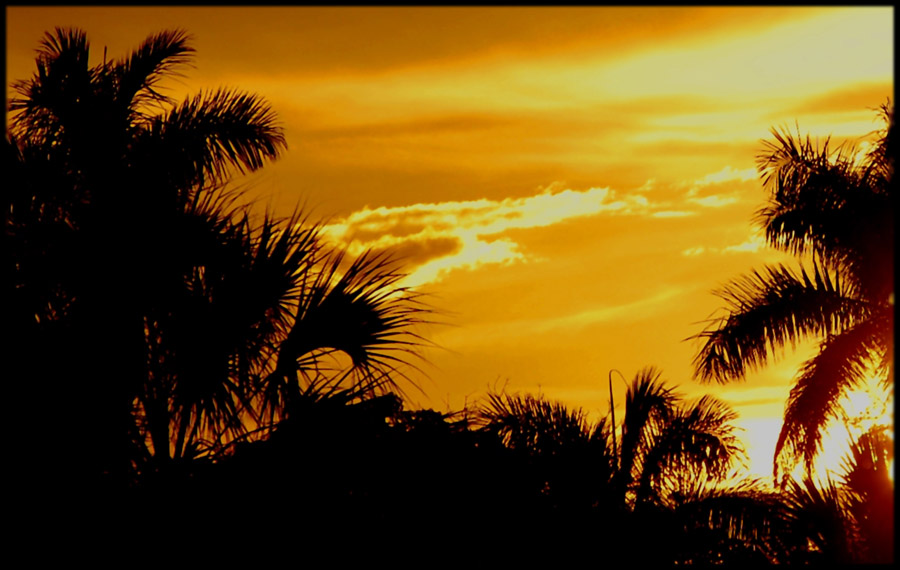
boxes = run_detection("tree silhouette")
[837,425,894,563]
[4,28,428,495]
[692,103,894,479]
[474,368,787,563]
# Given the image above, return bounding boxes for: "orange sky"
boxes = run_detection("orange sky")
[6,6,894,481]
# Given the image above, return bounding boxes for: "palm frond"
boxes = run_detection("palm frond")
[673,478,792,563]
[754,116,894,304]
[152,87,287,187]
[8,28,93,141]
[863,100,894,186]
[264,248,431,418]
[774,316,886,479]
[692,261,867,383]
[782,476,861,563]
[756,127,863,260]
[617,367,677,497]
[114,29,194,114]
[163,206,324,453]
[639,394,745,501]
[476,391,596,454]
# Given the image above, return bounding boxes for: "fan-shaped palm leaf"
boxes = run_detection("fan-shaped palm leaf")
[263,249,430,420]
[782,476,861,564]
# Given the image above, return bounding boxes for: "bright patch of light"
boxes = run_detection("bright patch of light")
[723,234,767,253]
[320,184,655,287]
[689,195,739,208]
[652,210,696,218]
[808,376,894,484]
[693,165,758,186]
[681,246,706,257]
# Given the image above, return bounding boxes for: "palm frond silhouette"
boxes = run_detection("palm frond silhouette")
[692,103,894,479]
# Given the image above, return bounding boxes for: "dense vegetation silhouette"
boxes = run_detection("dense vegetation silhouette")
[474,368,796,564]
[5,28,892,564]
[5,27,427,535]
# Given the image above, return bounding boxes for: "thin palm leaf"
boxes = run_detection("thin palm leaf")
[693,261,867,383]
[114,29,194,114]
[775,315,889,477]
[638,395,744,505]
[149,88,287,188]
[672,478,793,563]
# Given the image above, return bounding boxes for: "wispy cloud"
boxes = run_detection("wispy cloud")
[684,165,757,208]
[692,166,758,186]
[723,234,767,253]
[534,286,687,332]
[681,234,767,257]
[321,162,777,286]
[321,183,655,287]
[652,210,696,218]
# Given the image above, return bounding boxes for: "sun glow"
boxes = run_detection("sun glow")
[801,377,894,485]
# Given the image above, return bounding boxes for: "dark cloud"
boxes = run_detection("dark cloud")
[306,114,513,140]
[346,218,431,242]
[371,236,462,269]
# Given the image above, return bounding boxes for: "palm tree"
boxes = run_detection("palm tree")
[5,28,428,490]
[610,368,745,510]
[474,368,780,563]
[692,103,894,479]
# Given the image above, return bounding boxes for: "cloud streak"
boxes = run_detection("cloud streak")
[681,234,767,257]
[320,163,773,287]
[321,183,657,287]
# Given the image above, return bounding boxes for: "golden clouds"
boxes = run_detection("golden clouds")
[681,234,767,257]
[322,183,657,287]
[684,166,757,209]
[319,161,775,290]
[692,166,757,187]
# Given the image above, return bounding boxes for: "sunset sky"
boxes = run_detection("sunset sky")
[6,6,894,481]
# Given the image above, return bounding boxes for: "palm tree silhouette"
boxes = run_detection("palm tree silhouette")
[5,28,428,487]
[609,368,744,511]
[692,103,894,479]
[837,425,894,563]
[475,368,781,563]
